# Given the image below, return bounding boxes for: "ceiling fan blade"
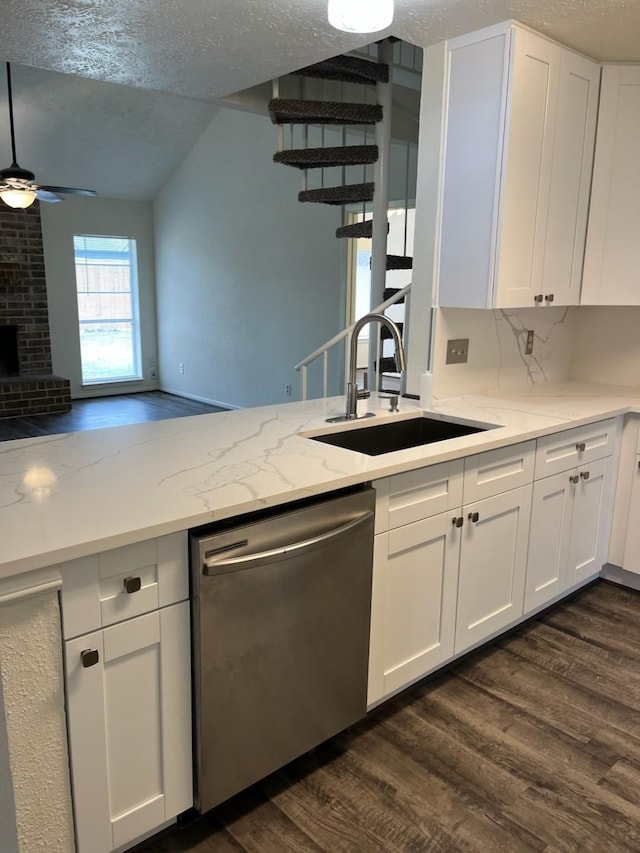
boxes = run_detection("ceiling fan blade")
[38,185,97,197]
[35,189,63,203]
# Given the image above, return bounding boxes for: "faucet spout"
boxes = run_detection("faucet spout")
[343,312,406,420]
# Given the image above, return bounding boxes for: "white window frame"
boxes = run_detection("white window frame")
[73,234,143,386]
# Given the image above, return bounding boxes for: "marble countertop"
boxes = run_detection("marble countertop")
[2,382,639,580]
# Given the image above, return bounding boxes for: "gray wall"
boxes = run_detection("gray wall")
[153,106,346,408]
[41,197,159,399]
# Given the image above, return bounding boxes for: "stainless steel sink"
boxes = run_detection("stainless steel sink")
[307,415,494,456]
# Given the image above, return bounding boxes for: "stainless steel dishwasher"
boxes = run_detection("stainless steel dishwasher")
[189,485,375,813]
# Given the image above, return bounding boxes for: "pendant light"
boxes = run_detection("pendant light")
[328,0,393,33]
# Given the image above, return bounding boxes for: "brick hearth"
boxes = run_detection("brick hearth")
[0,203,71,418]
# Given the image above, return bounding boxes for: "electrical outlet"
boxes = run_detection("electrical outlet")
[285,383,292,396]
[179,362,184,374]
[525,330,534,355]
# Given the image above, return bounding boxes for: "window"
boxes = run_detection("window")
[73,235,142,385]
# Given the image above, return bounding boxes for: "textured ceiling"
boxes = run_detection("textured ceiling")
[1,0,639,201]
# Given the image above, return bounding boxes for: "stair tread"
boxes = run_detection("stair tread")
[377,356,401,372]
[336,220,373,239]
[386,254,413,270]
[274,145,378,170]
[383,287,405,303]
[269,99,383,126]
[292,55,389,85]
[299,182,374,205]
[380,322,404,340]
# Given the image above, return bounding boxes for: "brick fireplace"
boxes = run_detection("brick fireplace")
[0,203,71,417]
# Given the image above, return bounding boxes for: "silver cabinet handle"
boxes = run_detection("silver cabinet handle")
[452,516,463,528]
[468,511,479,523]
[534,294,544,303]
[581,470,590,480]
[576,442,586,452]
[545,294,554,303]
[81,649,99,668]
[123,576,141,594]
[570,474,579,484]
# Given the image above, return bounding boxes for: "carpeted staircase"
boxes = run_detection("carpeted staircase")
[269,47,412,391]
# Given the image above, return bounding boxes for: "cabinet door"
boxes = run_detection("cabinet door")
[566,457,614,587]
[540,50,600,305]
[623,456,640,573]
[368,511,460,705]
[455,485,532,654]
[496,28,559,307]
[525,471,573,611]
[582,66,640,305]
[65,603,192,853]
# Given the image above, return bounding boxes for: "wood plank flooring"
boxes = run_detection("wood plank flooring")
[135,581,640,852]
[0,391,225,441]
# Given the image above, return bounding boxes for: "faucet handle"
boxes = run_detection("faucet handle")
[357,370,370,400]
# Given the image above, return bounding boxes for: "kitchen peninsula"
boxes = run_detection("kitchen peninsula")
[1,384,640,853]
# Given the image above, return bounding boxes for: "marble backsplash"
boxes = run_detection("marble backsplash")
[432,306,575,398]
[432,305,640,399]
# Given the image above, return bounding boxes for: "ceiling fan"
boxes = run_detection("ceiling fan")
[0,61,97,209]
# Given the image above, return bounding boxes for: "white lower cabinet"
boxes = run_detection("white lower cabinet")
[65,602,193,853]
[369,442,535,706]
[368,510,460,705]
[454,485,532,654]
[525,438,616,611]
[60,533,193,853]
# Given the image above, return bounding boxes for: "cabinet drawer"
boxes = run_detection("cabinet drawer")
[463,441,535,503]
[60,532,188,639]
[374,460,464,533]
[534,419,618,479]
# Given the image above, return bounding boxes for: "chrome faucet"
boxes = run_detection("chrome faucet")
[328,312,406,423]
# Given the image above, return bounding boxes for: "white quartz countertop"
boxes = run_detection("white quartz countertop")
[2,382,640,580]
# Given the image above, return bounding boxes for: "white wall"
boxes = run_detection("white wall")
[0,680,18,853]
[41,197,158,399]
[154,106,346,408]
[0,591,74,853]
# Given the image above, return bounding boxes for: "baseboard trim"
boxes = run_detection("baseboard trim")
[159,387,240,410]
[600,563,640,591]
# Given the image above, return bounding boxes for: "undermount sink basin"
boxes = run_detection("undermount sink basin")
[308,415,494,456]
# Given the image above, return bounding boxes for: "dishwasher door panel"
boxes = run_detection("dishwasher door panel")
[191,488,375,813]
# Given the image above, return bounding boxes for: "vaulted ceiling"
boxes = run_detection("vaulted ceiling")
[1,0,639,201]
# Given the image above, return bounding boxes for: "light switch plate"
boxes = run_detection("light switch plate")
[446,338,469,364]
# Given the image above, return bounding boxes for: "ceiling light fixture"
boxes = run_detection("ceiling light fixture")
[328,0,394,33]
[0,186,37,208]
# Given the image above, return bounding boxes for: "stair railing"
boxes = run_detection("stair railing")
[295,283,411,400]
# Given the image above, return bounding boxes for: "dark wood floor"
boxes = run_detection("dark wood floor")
[0,391,225,441]
[135,581,640,853]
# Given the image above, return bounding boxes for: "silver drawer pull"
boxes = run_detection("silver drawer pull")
[123,576,142,594]
[81,649,99,668]
[576,442,586,452]
[580,470,590,480]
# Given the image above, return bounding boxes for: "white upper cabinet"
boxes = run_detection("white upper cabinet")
[435,22,600,309]
[581,65,640,305]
